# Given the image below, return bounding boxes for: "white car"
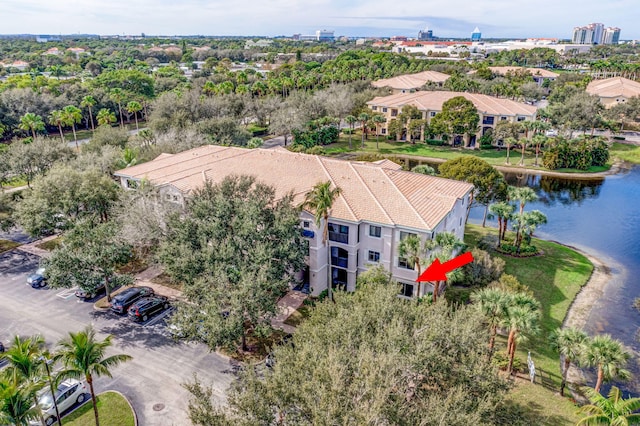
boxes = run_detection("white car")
[36,379,88,425]
[545,129,559,137]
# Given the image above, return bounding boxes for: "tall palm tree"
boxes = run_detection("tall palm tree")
[357,112,370,148]
[110,88,126,128]
[19,113,45,139]
[503,293,540,374]
[126,101,142,131]
[1,335,47,426]
[471,288,511,361]
[301,181,342,303]
[61,105,82,148]
[504,137,516,165]
[531,134,547,167]
[344,115,357,150]
[81,95,97,132]
[550,327,588,396]
[577,386,640,426]
[48,110,65,143]
[372,114,386,150]
[0,377,43,426]
[489,202,515,243]
[96,108,116,127]
[398,235,423,299]
[583,334,631,394]
[425,232,465,303]
[519,121,537,166]
[56,326,132,426]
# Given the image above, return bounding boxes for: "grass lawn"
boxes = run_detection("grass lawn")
[283,305,312,327]
[502,379,581,426]
[36,237,62,251]
[324,133,611,173]
[64,391,135,426]
[464,224,593,389]
[610,142,640,164]
[0,239,20,253]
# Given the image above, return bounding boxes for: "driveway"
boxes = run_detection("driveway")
[0,250,237,425]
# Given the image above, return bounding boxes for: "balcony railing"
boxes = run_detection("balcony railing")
[329,232,349,244]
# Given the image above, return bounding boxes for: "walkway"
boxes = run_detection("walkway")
[133,264,184,300]
[15,235,57,257]
[270,290,308,334]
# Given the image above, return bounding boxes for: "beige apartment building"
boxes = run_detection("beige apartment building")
[367,91,538,146]
[586,77,640,108]
[371,70,451,94]
[115,146,473,299]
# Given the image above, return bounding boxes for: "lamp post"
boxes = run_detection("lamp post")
[39,356,62,425]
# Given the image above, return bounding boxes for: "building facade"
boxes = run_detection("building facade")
[471,27,482,41]
[572,23,606,44]
[114,147,473,298]
[367,91,538,146]
[603,27,621,45]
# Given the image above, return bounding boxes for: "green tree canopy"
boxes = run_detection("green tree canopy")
[158,175,306,352]
[430,96,479,145]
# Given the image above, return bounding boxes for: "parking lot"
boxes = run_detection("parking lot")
[0,249,237,425]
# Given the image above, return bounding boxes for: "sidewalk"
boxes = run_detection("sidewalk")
[133,265,184,300]
[270,290,308,334]
[15,235,58,257]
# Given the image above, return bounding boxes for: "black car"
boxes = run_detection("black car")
[127,295,170,322]
[110,286,154,314]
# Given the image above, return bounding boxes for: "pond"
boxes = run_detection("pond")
[463,164,640,394]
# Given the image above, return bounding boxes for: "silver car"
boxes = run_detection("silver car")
[37,379,88,425]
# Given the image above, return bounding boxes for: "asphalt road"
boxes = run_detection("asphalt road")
[0,250,237,425]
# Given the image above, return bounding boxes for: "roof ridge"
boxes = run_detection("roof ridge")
[316,157,358,221]
[382,169,429,229]
[347,162,393,223]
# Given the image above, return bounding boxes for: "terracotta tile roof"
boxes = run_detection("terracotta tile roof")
[487,66,559,78]
[372,70,450,90]
[367,91,538,117]
[115,146,473,231]
[586,77,640,99]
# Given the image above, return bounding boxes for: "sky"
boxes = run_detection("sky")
[2,0,637,40]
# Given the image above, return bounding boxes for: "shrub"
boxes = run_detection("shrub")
[496,243,539,257]
[247,137,264,149]
[426,139,446,146]
[492,351,526,373]
[489,274,533,296]
[445,286,473,305]
[456,248,505,287]
[479,133,494,149]
[306,146,326,155]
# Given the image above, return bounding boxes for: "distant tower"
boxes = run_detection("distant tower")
[418,27,433,41]
[603,27,621,44]
[471,27,482,41]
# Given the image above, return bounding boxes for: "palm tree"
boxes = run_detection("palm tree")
[577,386,640,425]
[471,288,511,361]
[19,113,45,139]
[56,326,132,426]
[81,96,97,132]
[110,88,126,128]
[583,334,631,394]
[489,202,515,244]
[301,181,342,302]
[398,235,423,299]
[532,134,547,167]
[96,108,116,127]
[425,232,465,302]
[48,110,65,143]
[1,335,47,426]
[503,293,540,374]
[126,101,142,131]
[357,112,370,148]
[519,121,537,166]
[0,377,43,426]
[509,186,537,216]
[504,136,516,165]
[61,105,82,148]
[549,327,588,396]
[372,114,386,150]
[344,115,357,150]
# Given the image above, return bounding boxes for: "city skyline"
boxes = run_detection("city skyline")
[2,0,636,39]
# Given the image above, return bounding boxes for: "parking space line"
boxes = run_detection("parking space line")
[144,308,174,327]
[56,288,78,299]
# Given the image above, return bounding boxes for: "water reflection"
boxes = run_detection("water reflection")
[502,172,604,207]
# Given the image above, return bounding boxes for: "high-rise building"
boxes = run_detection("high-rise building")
[471,27,481,41]
[418,27,434,41]
[315,30,335,42]
[572,23,605,44]
[603,27,621,44]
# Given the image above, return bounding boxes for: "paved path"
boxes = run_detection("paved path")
[133,265,185,301]
[15,234,58,257]
[270,290,308,334]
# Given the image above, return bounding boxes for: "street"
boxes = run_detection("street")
[0,250,236,425]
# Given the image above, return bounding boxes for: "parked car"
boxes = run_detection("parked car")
[127,295,170,322]
[110,286,154,314]
[74,283,106,300]
[26,267,47,288]
[36,379,87,426]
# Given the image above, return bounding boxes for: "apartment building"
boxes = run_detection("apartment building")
[586,77,640,108]
[371,70,450,94]
[367,91,538,146]
[114,146,473,298]
[482,66,559,86]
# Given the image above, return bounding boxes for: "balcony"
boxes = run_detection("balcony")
[328,231,348,244]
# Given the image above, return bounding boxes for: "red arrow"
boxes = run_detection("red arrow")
[416,252,474,282]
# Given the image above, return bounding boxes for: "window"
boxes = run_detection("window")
[399,282,414,298]
[368,251,380,262]
[369,225,382,238]
[328,223,349,244]
[303,221,310,228]
[382,107,388,112]
[371,106,378,110]
[500,116,508,121]
[517,116,526,122]
[391,109,398,117]
[430,111,437,117]
[482,116,494,125]
[399,231,416,241]
[126,179,139,189]
[381,128,387,134]
[398,257,414,270]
